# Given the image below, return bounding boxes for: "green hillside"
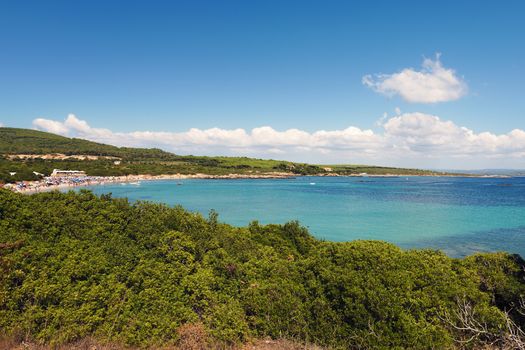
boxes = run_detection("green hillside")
[0,127,175,159]
[0,127,450,183]
[328,164,448,176]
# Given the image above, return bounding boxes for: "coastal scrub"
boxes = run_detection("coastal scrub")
[0,189,524,349]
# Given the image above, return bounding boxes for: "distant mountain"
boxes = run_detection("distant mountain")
[438,168,525,176]
[470,169,525,176]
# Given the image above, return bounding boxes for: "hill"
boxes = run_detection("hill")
[0,127,177,160]
[0,189,524,348]
[0,127,451,183]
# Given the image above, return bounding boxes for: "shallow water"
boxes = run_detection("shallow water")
[74,176,525,257]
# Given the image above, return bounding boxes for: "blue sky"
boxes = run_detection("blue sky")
[1,1,524,168]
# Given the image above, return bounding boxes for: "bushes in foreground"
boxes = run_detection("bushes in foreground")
[0,189,524,349]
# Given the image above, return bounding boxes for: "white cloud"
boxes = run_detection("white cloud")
[32,114,382,153]
[383,113,525,162]
[32,114,525,168]
[33,118,70,135]
[363,55,467,103]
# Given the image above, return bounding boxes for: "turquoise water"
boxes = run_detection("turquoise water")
[76,176,525,257]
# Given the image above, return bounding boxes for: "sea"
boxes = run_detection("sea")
[73,176,525,258]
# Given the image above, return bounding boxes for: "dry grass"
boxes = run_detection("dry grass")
[0,322,325,350]
[176,323,209,350]
[0,337,133,350]
[240,339,325,350]
[0,337,325,350]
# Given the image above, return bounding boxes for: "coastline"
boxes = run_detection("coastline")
[3,171,514,195]
[4,172,296,194]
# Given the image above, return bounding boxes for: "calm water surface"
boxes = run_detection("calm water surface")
[75,176,525,257]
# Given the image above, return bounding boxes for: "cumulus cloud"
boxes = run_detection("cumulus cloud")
[33,118,70,135]
[32,113,525,168]
[32,114,382,154]
[383,113,525,158]
[363,55,467,103]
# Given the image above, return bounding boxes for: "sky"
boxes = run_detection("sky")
[1,0,524,169]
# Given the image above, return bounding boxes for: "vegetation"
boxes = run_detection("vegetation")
[0,127,173,159]
[327,164,447,176]
[1,189,524,349]
[0,127,453,183]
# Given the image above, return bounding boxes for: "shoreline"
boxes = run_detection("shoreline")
[3,172,515,194]
[4,172,296,194]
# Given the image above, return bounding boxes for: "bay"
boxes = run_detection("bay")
[73,176,525,258]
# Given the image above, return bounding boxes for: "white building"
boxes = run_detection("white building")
[50,169,87,178]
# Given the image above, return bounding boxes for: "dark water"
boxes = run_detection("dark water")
[77,176,525,257]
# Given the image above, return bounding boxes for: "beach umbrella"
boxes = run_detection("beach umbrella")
[9,172,16,176]
[33,171,44,176]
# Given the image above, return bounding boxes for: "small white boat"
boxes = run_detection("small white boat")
[309,182,316,185]
[129,181,141,186]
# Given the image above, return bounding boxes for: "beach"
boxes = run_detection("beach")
[3,170,513,195]
[2,172,297,194]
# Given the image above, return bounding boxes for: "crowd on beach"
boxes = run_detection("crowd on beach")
[2,172,297,194]
[3,175,129,193]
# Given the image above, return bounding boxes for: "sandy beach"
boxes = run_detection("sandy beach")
[3,172,297,194]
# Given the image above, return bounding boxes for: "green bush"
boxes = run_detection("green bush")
[0,189,524,348]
